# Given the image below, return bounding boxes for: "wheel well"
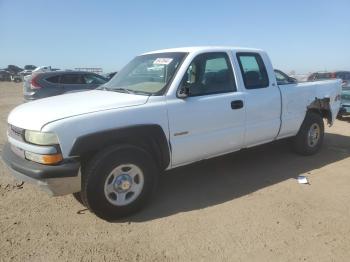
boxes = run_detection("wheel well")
[70,125,170,171]
[307,97,332,125]
[80,138,164,171]
[307,108,331,121]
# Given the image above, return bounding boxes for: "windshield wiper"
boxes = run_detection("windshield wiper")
[131,90,152,95]
[97,86,151,96]
[104,87,135,94]
[107,87,152,96]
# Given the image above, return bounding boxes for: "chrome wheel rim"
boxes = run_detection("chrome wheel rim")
[307,123,321,147]
[104,164,144,206]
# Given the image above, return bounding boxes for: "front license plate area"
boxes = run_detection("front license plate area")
[11,145,25,159]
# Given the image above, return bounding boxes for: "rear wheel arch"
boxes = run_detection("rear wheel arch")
[306,97,332,125]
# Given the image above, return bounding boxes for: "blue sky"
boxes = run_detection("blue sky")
[1,0,349,73]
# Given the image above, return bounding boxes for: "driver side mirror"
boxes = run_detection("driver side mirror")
[178,85,190,98]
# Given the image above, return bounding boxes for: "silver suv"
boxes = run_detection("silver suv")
[23,71,108,100]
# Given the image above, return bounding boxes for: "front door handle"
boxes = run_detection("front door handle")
[231,100,244,109]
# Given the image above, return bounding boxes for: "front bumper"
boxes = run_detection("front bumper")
[1,143,81,196]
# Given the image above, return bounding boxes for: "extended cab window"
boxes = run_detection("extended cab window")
[237,53,269,89]
[182,52,236,96]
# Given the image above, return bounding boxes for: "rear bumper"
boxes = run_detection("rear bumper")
[1,143,81,196]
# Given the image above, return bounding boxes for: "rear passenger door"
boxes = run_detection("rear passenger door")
[61,74,87,93]
[236,52,281,146]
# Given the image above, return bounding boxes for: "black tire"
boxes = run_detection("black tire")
[292,111,324,155]
[336,114,343,121]
[72,192,86,206]
[81,145,158,221]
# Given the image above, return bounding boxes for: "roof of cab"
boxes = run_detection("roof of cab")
[142,46,263,55]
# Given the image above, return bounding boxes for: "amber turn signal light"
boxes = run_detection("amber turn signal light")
[25,151,63,165]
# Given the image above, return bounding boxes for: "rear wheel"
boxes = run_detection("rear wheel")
[81,145,158,221]
[292,111,324,155]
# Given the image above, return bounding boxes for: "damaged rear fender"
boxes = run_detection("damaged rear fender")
[307,97,333,125]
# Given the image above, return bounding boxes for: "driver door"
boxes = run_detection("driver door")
[167,52,246,167]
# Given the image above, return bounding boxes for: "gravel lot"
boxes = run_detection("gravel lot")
[1,82,350,262]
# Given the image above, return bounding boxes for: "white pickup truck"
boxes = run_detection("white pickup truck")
[2,47,342,220]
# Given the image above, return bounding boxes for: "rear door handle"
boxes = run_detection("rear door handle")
[231,100,244,109]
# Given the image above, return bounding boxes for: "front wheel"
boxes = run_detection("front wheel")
[292,111,324,155]
[72,192,86,206]
[81,145,158,221]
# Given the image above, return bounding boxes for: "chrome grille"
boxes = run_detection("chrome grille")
[8,125,24,141]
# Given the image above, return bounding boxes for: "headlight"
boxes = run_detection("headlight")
[24,130,59,145]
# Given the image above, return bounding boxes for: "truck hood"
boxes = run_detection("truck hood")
[8,90,149,131]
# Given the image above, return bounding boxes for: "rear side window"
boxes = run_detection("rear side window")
[237,53,269,89]
[46,75,60,83]
[60,74,85,84]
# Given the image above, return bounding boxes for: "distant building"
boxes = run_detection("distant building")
[75,68,103,74]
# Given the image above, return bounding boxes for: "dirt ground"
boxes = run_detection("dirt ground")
[0,82,350,262]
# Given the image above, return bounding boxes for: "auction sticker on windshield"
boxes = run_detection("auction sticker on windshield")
[153,58,173,65]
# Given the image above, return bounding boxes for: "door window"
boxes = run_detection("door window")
[84,74,107,85]
[45,75,60,83]
[181,52,236,96]
[237,53,269,89]
[60,74,85,84]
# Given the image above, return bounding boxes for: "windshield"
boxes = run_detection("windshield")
[103,52,187,95]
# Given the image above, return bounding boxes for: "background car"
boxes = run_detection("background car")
[308,71,350,119]
[23,71,108,100]
[307,71,350,89]
[19,70,34,77]
[32,66,52,73]
[338,89,350,119]
[0,70,12,81]
[5,65,23,75]
[24,65,37,71]
[11,75,22,83]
